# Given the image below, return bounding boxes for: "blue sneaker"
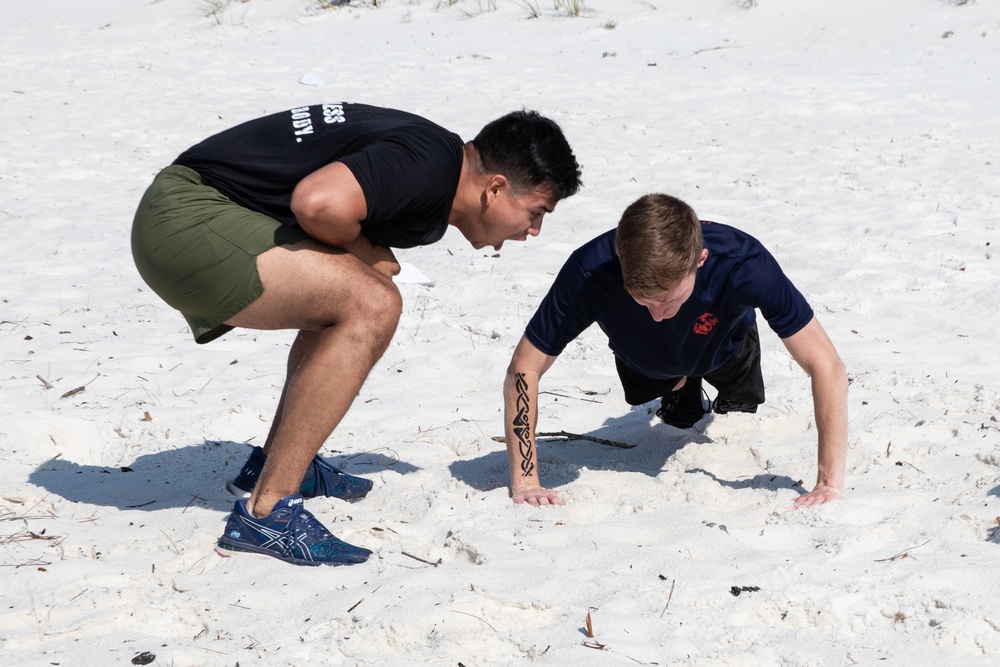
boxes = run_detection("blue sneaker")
[216,494,371,566]
[227,446,373,502]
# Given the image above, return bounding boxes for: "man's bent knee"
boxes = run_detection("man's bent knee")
[352,277,402,339]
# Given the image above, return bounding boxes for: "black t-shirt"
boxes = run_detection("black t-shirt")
[174,103,465,249]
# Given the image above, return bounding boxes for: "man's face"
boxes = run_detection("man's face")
[471,183,559,251]
[633,274,697,322]
[631,249,708,322]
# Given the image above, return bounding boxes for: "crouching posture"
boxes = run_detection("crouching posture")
[132,103,581,565]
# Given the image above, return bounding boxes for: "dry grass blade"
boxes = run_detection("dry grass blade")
[159,529,181,555]
[0,529,59,546]
[2,556,52,569]
[581,611,605,648]
[874,539,930,562]
[449,610,497,631]
[659,579,677,618]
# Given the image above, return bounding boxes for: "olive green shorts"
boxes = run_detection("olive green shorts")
[131,164,310,344]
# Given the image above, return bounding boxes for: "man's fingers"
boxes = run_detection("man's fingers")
[793,492,838,508]
[512,489,562,506]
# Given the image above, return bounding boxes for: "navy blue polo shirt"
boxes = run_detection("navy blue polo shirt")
[525,222,814,379]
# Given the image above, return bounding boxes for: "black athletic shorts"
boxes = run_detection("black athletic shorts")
[615,323,765,413]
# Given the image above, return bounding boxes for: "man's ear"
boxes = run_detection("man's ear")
[697,248,709,268]
[485,174,509,203]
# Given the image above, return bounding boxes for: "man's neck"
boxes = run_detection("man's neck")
[448,143,484,231]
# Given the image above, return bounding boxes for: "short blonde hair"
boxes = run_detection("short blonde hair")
[615,194,703,299]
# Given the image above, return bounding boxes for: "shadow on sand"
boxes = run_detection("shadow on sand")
[28,440,418,512]
[449,404,807,497]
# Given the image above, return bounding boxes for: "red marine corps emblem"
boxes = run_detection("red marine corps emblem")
[693,312,718,335]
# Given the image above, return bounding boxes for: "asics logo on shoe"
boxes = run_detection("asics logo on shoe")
[288,497,303,506]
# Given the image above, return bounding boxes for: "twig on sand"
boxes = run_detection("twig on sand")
[490,431,634,449]
[59,374,100,400]
[182,494,206,513]
[126,501,155,509]
[401,551,441,567]
[540,390,602,404]
[895,460,924,474]
[538,431,634,449]
[874,539,930,562]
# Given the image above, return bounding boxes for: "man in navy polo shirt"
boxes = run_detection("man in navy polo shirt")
[502,193,847,509]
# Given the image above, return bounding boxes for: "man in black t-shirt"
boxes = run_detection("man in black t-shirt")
[131,103,581,566]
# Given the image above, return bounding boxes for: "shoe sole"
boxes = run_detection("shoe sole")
[226,479,251,499]
[216,537,369,567]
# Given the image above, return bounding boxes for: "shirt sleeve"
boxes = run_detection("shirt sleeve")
[731,239,814,339]
[340,130,459,226]
[525,250,598,356]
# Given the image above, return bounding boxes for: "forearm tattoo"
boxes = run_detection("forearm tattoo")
[512,372,535,477]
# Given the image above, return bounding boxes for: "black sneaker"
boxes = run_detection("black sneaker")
[656,377,709,429]
[713,399,759,415]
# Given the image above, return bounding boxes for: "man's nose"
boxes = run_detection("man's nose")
[648,303,675,322]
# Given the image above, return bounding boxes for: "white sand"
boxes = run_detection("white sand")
[2,0,999,664]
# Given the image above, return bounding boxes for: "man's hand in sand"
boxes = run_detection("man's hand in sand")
[512,486,563,507]
[793,483,843,508]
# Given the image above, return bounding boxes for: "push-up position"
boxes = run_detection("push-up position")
[503,194,846,508]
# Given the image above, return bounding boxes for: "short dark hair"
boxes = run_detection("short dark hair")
[472,110,582,200]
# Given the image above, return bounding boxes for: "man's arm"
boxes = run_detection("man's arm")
[780,316,848,507]
[503,335,560,506]
[290,162,399,279]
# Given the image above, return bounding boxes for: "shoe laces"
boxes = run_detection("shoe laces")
[273,503,333,547]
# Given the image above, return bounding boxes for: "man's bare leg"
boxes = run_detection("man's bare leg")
[259,333,307,456]
[225,239,401,517]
